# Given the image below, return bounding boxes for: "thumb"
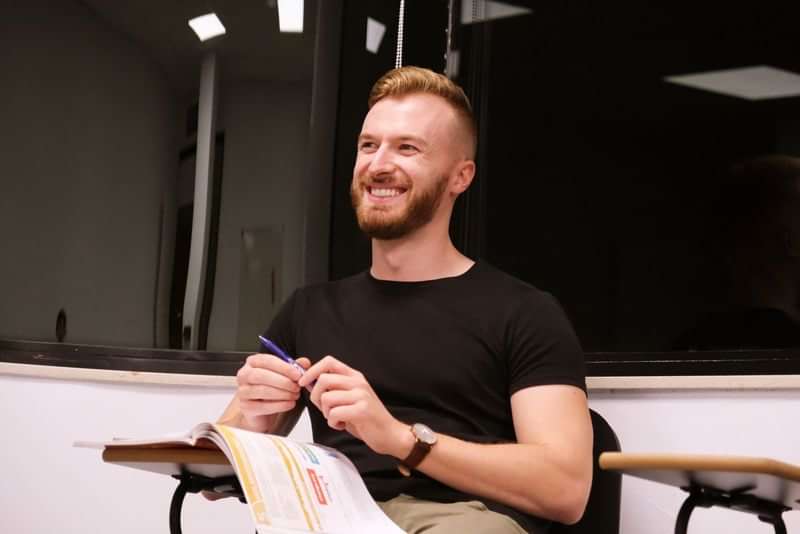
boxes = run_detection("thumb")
[296,357,312,370]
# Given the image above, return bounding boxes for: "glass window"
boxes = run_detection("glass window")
[5,1,798,374]
[452,2,800,353]
[1,0,319,355]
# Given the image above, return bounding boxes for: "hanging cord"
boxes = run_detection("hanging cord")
[395,0,406,68]
[445,0,455,75]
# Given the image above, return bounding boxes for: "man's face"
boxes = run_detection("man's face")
[351,93,463,240]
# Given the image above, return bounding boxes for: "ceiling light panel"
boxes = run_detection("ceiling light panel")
[278,0,304,33]
[188,13,226,42]
[665,66,800,100]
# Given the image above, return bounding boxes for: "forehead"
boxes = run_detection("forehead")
[360,93,457,140]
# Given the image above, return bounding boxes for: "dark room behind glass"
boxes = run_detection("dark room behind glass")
[3,0,800,372]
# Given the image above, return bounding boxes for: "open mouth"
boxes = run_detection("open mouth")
[366,185,408,200]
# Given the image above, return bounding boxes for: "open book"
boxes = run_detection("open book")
[77,423,405,534]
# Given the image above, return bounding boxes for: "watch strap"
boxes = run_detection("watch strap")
[398,426,433,476]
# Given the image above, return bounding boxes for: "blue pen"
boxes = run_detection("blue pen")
[258,335,304,374]
[258,336,315,390]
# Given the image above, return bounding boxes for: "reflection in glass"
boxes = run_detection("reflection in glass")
[674,155,800,350]
[1,1,316,352]
[449,1,800,352]
[7,1,798,359]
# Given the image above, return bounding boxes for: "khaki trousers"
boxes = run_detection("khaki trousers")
[378,494,528,534]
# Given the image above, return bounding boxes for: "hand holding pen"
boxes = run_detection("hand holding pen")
[229,338,311,434]
[258,335,315,391]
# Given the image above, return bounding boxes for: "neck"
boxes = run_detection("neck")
[369,220,474,282]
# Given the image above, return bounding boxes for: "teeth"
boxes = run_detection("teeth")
[371,188,402,198]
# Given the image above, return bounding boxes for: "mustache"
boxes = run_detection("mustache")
[353,174,411,189]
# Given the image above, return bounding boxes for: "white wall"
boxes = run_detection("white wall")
[207,81,311,351]
[0,1,176,346]
[0,371,312,534]
[589,389,800,533]
[4,369,800,533]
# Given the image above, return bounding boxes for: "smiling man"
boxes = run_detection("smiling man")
[219,66,593,534]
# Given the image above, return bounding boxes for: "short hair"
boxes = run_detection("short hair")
[368,66,477,159]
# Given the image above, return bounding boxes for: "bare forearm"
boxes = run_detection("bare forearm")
[217,396,246,426]
[217,394,303,436]
[419,435,590,523]
[297,358,592,522]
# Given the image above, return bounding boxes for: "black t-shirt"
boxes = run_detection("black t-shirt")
[266,261,586,533]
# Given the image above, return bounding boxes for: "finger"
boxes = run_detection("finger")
[245,354,305,381]
[247,367,302,392]
[295,357,312,370]
[308,372,357,407]
[300,355,359,388]
[239,398,297,417]
[238,363,303,391]
[240,383,300,402]
[245,353,282,369]
[330,420,347,431]
[327,404,364,433]
[318,389,357,420]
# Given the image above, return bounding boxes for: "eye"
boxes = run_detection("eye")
[358,141,377,152]
[399,143,418,153]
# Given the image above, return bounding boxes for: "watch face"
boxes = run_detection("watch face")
[412,423,437,445]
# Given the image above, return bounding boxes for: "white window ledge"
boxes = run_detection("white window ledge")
[3,362,800,390]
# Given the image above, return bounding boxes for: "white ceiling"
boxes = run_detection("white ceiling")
[79,0,317,94]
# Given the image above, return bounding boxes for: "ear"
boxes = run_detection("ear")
[450,159,476,195]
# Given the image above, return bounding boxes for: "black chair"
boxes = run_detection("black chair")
[552,409,622,534]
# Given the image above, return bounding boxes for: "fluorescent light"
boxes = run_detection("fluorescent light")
[461,0,532,25]
[665,66,800,101]
[188,13,226,42]
[278,0,304,33]
[366,17,386,54]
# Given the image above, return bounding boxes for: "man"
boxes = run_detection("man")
[219,66,592,533]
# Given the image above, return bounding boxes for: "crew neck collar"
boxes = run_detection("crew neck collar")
[366,260,481,286]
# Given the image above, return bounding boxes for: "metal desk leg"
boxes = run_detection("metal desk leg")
[758,514,787,534]
[168,473,245,534]
[674,486,788,534]
[674,491,710,534]
[169,477,191,534]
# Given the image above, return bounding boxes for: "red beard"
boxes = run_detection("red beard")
[350,175,448,240]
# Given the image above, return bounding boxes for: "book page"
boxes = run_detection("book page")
[213,425,405,534]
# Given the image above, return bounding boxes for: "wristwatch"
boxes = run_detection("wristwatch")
[397,423,437,476]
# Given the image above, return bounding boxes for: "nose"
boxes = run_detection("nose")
[365,144,395,178]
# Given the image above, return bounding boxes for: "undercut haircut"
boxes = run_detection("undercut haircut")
[368,66,477,159]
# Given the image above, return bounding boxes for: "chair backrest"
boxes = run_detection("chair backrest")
[551,409,622,534]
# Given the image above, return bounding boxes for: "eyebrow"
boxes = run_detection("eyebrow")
[357,133,428,148]
[397,135,428,148]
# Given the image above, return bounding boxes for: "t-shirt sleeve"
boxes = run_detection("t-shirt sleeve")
[506,290,586,395]
[263,288,301,356]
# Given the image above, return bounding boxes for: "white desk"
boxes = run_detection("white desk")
[600,452,800,534]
